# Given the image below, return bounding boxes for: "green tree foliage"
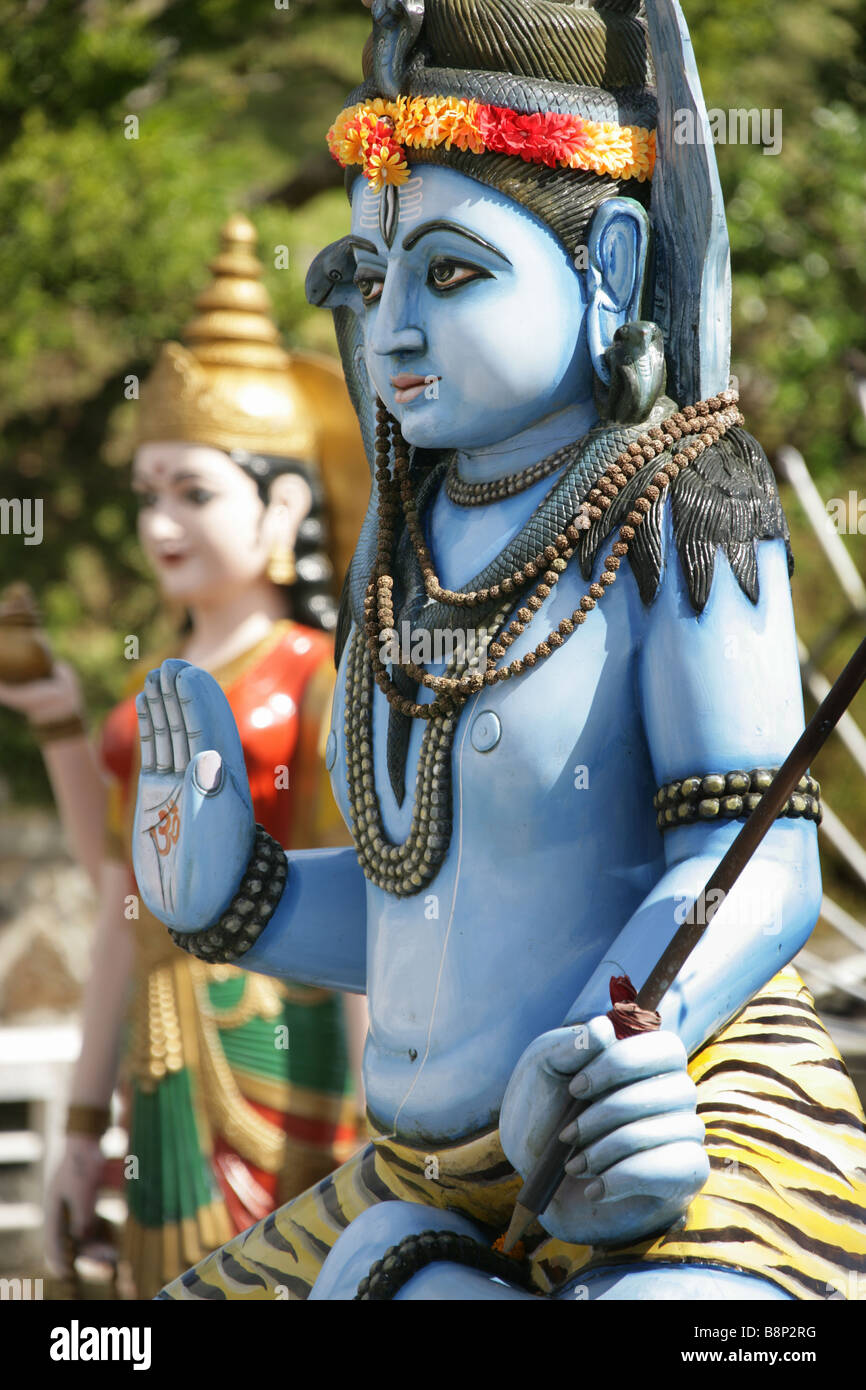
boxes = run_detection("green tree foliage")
[0,0,369,798]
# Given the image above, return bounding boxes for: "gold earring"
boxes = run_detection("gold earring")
[267,543,297,586]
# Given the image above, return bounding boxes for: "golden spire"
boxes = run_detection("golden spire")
[136,213,316,460]
[181,213,290,372]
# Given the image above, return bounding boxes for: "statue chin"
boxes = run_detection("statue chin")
[385,397,443,450]
[392,402,516,452]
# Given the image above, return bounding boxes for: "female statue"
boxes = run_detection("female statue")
[131,3,866,1300]
[0,215,368,1298]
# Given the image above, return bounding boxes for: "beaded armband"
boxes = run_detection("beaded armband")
[654,768,822,832]
[167,824,287,963]
[354,1230,533,1301]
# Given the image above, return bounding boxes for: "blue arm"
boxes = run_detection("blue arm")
[565,527,821,1054]
[241,846,368,994]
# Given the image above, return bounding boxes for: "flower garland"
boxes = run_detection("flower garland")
[328,95,655,192]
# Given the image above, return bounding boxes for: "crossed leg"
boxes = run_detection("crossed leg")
[310,1202,794,1301]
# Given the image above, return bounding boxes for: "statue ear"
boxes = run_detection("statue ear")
[585,199,650,386]
[261,472,313,566]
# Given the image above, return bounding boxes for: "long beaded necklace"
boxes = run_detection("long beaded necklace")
[346,390,743,896]
[365,391,743,718]
[444,440,580,507]
[344,605,509,896]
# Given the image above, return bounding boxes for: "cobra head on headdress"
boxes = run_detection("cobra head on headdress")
[308,0,730,466]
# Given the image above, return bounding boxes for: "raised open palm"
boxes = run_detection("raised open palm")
[132,659,256,932]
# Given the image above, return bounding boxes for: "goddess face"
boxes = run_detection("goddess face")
[132,442,310,607]
[350,165,591,450]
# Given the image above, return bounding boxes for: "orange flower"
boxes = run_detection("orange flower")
[327,108,352,160]
[449,106,485,155]
[366,97,395,123]
[328,96,655,184]
[327,107,379,166]
[628,130,656,181]
[400,96,436,146]
[365,141,410,191]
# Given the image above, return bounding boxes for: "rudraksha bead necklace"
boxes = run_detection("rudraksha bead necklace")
[365,392,743,719]
[344,607,509,895]
[348,391,743,896]
[444,439,581,507]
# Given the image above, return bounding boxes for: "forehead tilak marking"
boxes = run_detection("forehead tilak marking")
[380,184,399,247]
[398,175,424,227]
[360,175,425,248]
[358,181,379,232]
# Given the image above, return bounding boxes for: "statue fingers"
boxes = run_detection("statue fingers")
[566,1030,688,1104]
[565,1111,705,1178]
[175,665,250,801]
[159,659,191,770]
[135,689,156,773]
[538,1015,617,1080]
[582,1140,710,1205]
[560,1071,698,1149]
[143,669,172,772]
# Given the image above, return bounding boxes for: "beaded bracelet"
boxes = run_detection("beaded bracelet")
[354,1229,534,1300]
[65,1103,110,1138]
[654,768,822,831]
[31,714,87,745]
[167,824,287,964]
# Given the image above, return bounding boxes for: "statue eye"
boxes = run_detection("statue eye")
[182,488,215,507]
[353,273,384,306]
[427,258,489,293]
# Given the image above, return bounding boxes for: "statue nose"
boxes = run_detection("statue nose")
[371,323,426,358]
[369,299,426,358]
[368,261,426,359]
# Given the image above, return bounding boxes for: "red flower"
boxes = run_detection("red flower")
[477,105,595,170]
[543,113,591,165]
[479,105,535,158]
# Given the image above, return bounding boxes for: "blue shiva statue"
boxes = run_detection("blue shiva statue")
[132,0,866,1301]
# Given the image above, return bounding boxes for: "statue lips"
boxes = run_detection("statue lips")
[155,548,189,569]
[391,372,439,404]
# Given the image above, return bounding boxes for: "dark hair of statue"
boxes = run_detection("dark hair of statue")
[231,451,339,633]
[349,0,654,257]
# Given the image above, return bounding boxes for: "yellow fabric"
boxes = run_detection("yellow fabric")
[103,778,129,863]
[609,965,866,1299]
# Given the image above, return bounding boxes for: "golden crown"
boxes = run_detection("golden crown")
[136,213,317,460]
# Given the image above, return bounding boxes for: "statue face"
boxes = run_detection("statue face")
[132,443,271,605]
[350,164,590,449]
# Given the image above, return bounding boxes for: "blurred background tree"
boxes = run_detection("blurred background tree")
[1,0,864,926]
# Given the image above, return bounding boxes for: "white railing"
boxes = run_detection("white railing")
[0,1024,125,1274]
[776,413,866,1015]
